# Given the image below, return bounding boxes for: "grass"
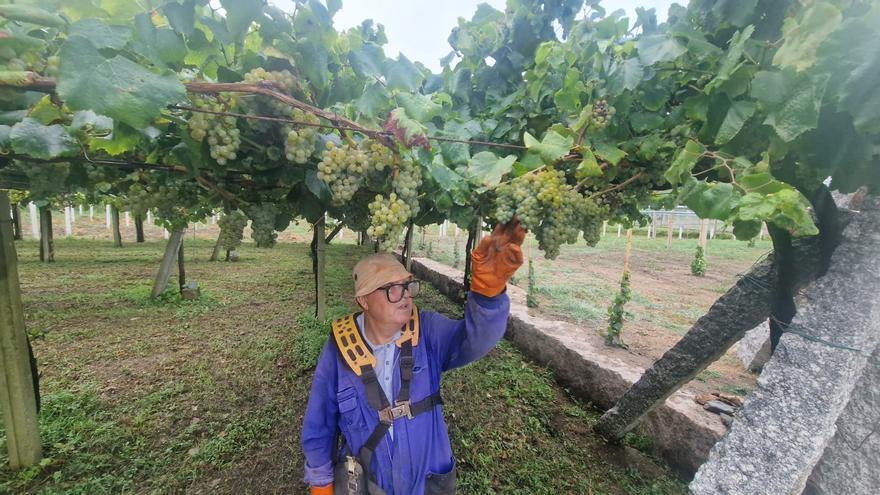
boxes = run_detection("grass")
[1,237,685,494]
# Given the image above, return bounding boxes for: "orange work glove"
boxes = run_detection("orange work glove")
[470,219,526,297]
[310,483,333,495]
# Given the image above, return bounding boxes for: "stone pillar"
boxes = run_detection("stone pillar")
[690,196,880,495]
[804,342,880,494]
[737,321,771,372]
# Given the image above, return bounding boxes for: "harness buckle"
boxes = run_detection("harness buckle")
[345,456,363,495]
[378,401,413,423]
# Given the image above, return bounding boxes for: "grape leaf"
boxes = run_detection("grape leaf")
[356,81,391,117]
[163,0,196,37]
[384,108,430,150]
[0,4,66,28]
[763,73,829,142]
[220,0,263,40]
[637,35,686,65]
[592,140,626,166]
[679,180,740,220]
[773,2,842,72]
[58,36,185,129]
[349,43,385,79]
[384,54,424,92]
[523,130,572,163]
[715,100,755,144]
[467,151,516,188]
[664,140,704,186]
[396,92,442,122]
[9,118,78,159]
[68,19,130,50]
[305,169,332,203]
[576,148,602,178]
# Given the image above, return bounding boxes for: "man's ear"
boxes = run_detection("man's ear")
[355,295,368,311]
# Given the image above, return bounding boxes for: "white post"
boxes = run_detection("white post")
[646,224,652,238]
[64,206,72,237]
[70,205,75,223]
[679,226,683,240]
[89,205,94,220]
[709,227,715,239]
[602,220,607,237]
[454,225,459,237]
[147,210,152,224]
[211,214,217,225]
[164,229,169,240]
[617,225,622,237]
[106,205,111,230]
[28,202,39,239]
[124,211,130,227]
[78,205,83,216]
[339,228,343,240]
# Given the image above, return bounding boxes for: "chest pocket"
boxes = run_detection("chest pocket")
[337,388,365,432]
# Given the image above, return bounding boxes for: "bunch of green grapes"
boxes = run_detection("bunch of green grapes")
[218,210,248,251]
[45,55,59,77]
[495,170,602,259]
[317,139,394,205]
[589,99,616,130]
[392,159,422,216]
[125,183,153,217]
[367,192,411,248]
[246,203,278,248]
[23,161,69,200]
[150,185,182,225]
[283,108,320,163]
[187,95,241,166]
[243,68,297,116]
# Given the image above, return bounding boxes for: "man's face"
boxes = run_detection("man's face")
[359,277,414,328]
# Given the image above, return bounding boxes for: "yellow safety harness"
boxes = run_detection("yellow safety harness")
[330,305,442,494]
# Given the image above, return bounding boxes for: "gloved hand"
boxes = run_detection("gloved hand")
[310,483,333,495]
[470,219,526,297]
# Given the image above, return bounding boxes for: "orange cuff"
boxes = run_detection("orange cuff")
[310,483,333,495]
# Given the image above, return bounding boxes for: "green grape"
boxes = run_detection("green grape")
[22,161,69,201]
[246,203,278,248]
[187,95,240,166]
[367,192,411,250]
[218,210,248,251]
[494,170,606,259]
[283,108,320,163]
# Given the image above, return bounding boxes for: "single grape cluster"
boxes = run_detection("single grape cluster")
[247,203,278,248]
[367,192,411,249]
[243,68,297,116]
[590,99,616,130]
[23,161,69,201]
[188,96,241,166]
[125,183,153,217]
[495,170,604,259]
[392,159,422,216]
[218,210,248,251]
[317,139,393,205]
[284,108,320,163]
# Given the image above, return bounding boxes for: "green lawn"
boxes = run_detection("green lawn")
[1,238,685,494]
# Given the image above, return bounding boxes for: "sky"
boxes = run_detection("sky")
[269,0,678,72]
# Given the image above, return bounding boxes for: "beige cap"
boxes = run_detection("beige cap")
[352,254,412,297]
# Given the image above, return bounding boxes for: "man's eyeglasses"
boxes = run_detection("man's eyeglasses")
[376,280,420,303]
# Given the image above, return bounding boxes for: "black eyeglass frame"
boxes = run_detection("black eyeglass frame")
[375,280,420,303]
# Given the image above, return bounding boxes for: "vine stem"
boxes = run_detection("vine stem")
[3,74,532,152]
[588,172,646,198]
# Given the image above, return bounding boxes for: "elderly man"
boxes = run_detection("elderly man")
[302,221,525,495]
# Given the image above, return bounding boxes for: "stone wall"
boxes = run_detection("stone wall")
[690,197,880,494]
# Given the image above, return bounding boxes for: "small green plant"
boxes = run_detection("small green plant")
[527,257,538,308]
[606,270,631,348]
[691,246,707,276]
[426,240,433,257]
[747,237,757,248]
[291,305,347,374]
[453,240,461,268]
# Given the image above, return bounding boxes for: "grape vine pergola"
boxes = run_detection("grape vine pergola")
[0,0,877,484]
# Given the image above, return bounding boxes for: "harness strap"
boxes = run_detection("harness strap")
[358,391,444,487]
